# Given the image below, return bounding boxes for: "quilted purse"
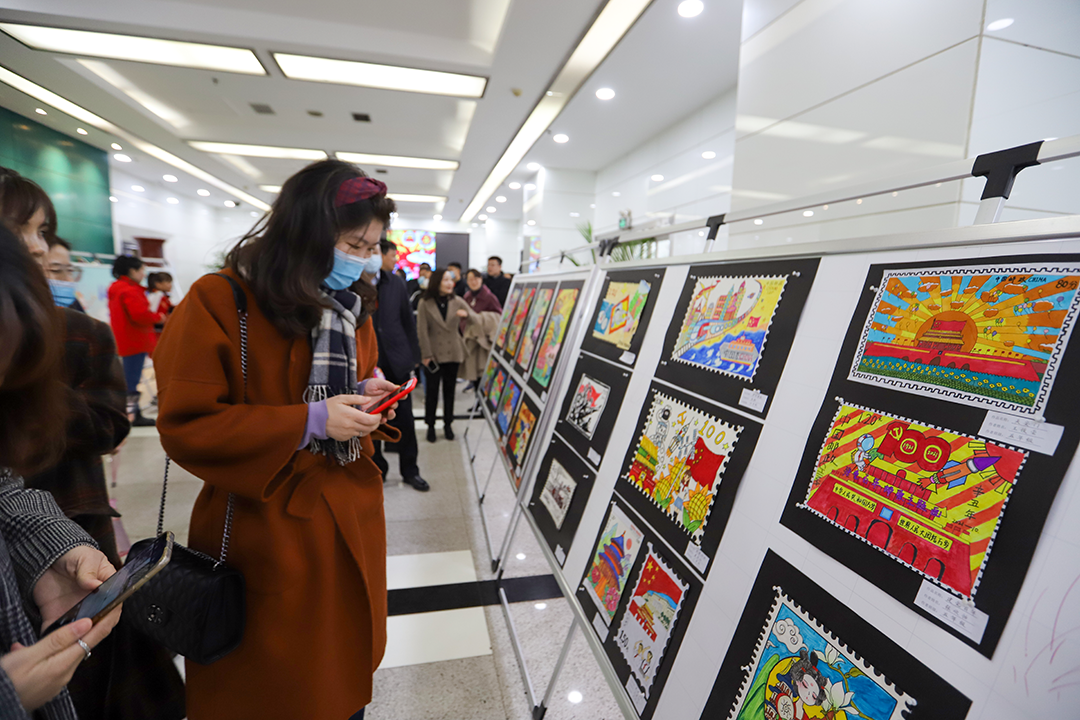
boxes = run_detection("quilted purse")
[126,274,247,665]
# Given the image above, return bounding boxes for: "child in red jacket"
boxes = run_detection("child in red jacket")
[108,256,164,426]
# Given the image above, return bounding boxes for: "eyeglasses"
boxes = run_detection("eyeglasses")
[47,264,83,282]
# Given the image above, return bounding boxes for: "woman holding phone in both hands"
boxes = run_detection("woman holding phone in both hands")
[154,161,400,720]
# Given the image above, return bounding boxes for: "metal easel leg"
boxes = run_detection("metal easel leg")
[494,500,525,576]
[533,619,578,720]
[500,583,539,710]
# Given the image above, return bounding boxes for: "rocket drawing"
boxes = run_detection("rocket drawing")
[928,444,1001,490]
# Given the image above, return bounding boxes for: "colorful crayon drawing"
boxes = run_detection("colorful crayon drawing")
[615,546,688,698]
[801,400,1026,598]
[532,288,580,388]
[585,504,644,624]
[850,265,1080,416]
[488,367,507,408]
[729,590,914,720]
[566,374,611,440]
[481,358,498,398]
[515,288,555,369]
[495,381,522,436]
[386,229,435,280]
[625,393,740,544]
[593,280,651,350]
[495,288,522,349]
[539,459,577,529]
[505,287,537,358]
[507,402,537,470]
[672,275,787,381]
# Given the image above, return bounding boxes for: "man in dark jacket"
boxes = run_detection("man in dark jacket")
[373,240,428,491]
[483,256,511,306]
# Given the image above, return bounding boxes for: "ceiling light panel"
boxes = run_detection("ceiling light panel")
[0,23,265,75]
[387,193,447,203]
[188,141,327,160]
[335,151,458,171]
[274,53,486,98]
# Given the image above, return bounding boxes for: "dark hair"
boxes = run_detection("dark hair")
[225,159,396,337]
[789,649,827,704]
[487,256,502,265]
[0,225,67,473]
[448,262,462,271]
[47,236,71,251]
[395,268,406,279]
[0,167,55,238]
[419,263,431,271]
[378,239,396,255]
[147,272,173,290]
[467,268,483,280]
[112,255,144,279]
[424,268,450,301]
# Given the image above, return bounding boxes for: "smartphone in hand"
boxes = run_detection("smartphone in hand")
[363,377,419,415]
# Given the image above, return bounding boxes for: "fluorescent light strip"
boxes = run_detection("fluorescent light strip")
[335,151,459,171]
[259,185,282,193]
[0,64,270,210]
[78,60,191,130]
[0,23,265,75]
[460,0,651,220]
[387,193,446,203]
[274,53,486,98]
[188,141,327,160]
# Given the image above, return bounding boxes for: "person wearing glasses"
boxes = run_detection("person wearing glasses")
[43,238,85,312]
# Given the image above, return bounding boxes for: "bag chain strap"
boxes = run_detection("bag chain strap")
[157,283,247,566]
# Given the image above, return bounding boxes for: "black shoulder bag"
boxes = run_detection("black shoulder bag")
[127,274,247,665]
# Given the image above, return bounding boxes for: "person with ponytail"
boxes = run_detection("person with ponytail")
[153,160,400,720]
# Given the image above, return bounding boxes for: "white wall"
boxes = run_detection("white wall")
[475,217,521,273]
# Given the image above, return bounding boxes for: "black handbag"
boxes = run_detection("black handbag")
[126,274,248,665]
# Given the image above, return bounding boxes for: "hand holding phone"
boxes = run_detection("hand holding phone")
[363,377,419,415]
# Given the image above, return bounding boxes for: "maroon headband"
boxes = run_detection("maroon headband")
[334,177,388,207]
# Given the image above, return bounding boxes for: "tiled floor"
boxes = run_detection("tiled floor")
[112,381,622,720]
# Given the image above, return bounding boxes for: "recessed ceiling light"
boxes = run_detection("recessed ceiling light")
[76,127,87,135]
[612,191,621,197]
[131,185,144,192]
[189,141,326,160]
[224,200,237,207]
[0,23,266,74]
[754,218,763,225]
[197,188,210,196]
[508,182,521,190]
[250,211,259,217]
[486,206,497,213]
[113,153,131,162]
[495,196,506,203]
[986,18,1014,31]
[698,231,705,236]
[386,193,447,203]
[701,150,716,159]
[822,204,829,210]
[433,214,442,221]
[166,197,179,204]
[524,183,536,191]
[570,212,580,217]
[856,198,863,204]
[590,203,595,208]
[527,220,536,226]
[163,174,178,182]
[568,691,583,704]
[803,210,814,217]
[471,223,478,227]
[595,87,615,100]
[335,151,458,171]
[526,162,541,171]
[35,107,46,115]
[273,52,486,98]
[553,133,569,143]
[111,143,122,150]
[109,196,118,203]
[478,214,488,221]
[651,174,664,182]
[678,0,704,18]
[258,185,282,193]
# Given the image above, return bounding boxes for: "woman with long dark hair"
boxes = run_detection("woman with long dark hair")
[154,160,399,720]
[417,267,477,442]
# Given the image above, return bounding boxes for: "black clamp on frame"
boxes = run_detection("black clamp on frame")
[705,213,726,241]
[971,140,1043,200]
[597,236,620,257]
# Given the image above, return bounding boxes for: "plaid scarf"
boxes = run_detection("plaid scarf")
[304,287,363,465]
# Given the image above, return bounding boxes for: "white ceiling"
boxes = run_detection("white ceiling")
[0,0,742,221]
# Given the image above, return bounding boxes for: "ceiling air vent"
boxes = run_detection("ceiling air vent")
[250,103,275,115]
[352,113,371,122]
[375,168,388,174]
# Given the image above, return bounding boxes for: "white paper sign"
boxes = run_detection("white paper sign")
[592,611,610,640]
[685,540,710,574]
[554,544,566,566]
[619,350,637,365]
[541,391,548,404]
[914,579,989,643]
[625,677,647,714]
[738,388,769,413]
[587,448,603,466]
[979,411,1063,456]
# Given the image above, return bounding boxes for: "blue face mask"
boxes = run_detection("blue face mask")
[49,279,78,307]
[325,248,366,290]
[362,254,381,276]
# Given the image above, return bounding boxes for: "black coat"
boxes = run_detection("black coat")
[484,273,511,306]
[375,270,422,382]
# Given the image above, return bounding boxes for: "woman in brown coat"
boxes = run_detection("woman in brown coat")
[154,161,400,720]
[417,268,478,442]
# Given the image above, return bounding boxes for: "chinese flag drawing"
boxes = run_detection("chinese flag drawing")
[689,436,725,491]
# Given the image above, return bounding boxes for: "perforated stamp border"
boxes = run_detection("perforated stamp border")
[671,273,790,383]
[848,264,1080,418]
[727,587,916,720]
[565,372,612,441]
[798,397,1028,602]
[581,501,645,626]
[592,278,654,351]
[623,390,743,545]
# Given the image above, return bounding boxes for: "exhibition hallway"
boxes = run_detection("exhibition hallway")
[111,383,621,720]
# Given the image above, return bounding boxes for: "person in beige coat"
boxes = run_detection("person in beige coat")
[417,268,478,442]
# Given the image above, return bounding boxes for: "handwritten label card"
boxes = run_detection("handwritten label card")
[554,544,566,566]
[685,540,710,574]
[625,677,647,714]
[914,580,989,643]
[619,351,637,365]
[739,388,769,413]
[587,448,603,466]
[979,411,1063,456]
[592,611,610,641]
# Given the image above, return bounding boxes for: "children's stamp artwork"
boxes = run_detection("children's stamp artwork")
[625,392,741,544]
[495,380,522,436]
[487,366,507,408]
[594,280,652,350]
[672,275,787,381]
[566,374,611,440]
[516,287,555,369]
[729,589,915,720]
[615,545,688,699]
[505,287,537,358]
[480,358,498,397]
[800,400,1026,599]
[539,458,577,529]
[532,287,580,388]
[849,265,1080,416]
[495,287,522,349]
[585,503,645,625]
[506,400,537,470]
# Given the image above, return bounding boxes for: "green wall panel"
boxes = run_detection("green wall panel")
[0,106,113,254]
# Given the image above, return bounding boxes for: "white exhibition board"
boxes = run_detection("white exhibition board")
[513,233,1080,719]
